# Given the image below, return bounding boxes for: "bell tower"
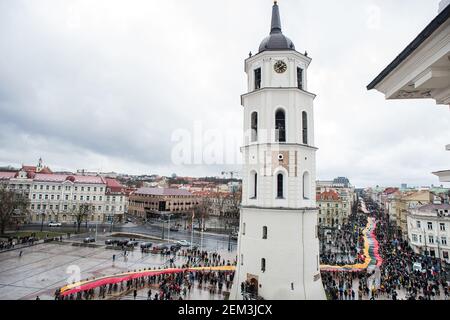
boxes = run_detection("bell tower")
[232,2,326,300]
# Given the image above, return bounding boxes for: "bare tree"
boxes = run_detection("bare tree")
[226,186,242,219]
[71,203,91,233]
[214,191,228,217]
[193,195,213,230]
[0,186,29,235]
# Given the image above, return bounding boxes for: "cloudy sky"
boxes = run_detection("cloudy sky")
[0,0,449,188]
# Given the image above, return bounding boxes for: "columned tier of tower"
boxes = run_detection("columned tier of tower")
[241,143,317,209]
[242,89,316,147]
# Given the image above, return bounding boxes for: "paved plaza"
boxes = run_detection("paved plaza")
[0,241,236,300]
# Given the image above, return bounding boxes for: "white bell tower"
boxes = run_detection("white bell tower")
[232,2,325,300]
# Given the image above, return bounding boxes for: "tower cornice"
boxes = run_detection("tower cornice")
[241,87,316,106]
[245,50,312,71]
[241,142,318,151]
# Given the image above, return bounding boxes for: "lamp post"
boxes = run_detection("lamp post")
[40,210,45,232]
[168,213,172,244]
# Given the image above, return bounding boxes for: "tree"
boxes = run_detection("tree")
[72,203,91,233]
[193,195,213,230]
[0,186,29,235]
[226,186,242,220]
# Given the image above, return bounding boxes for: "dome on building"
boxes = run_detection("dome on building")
[258,2,296,53]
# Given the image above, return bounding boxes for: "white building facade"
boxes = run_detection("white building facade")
[232,2,325,300]
[407,204,450,263]
[0,161,127,224]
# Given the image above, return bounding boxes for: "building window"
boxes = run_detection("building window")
[275,109,286,142]
[251,112,258,142]
[242,222,246,235]
[250,171,257,199]
[416,221,421,229]
[277,173,284,199]
[261,258,266,272]
[427,222,433,230]
[440,223,446,231]
[412,234,418,242]
[442,237,447,246]
[429,235,434,244]
[254,68,261,90]
[302,111,308,144]
[262,226,268,239]
[241,254,244,266]
[297,67,303,90]
[303,172,310,200]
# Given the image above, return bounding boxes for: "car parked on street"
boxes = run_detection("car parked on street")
[176,240,191,247]
[116,240,129,246]
[83,237,95,243]
[140,242,153,249]
[48,222,62,227]
[105,239,119,245]
[126,240,139,247]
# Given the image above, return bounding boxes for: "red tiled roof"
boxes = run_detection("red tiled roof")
[105,178,125,193]
[21,165,52,174]
[384,187,399,195]
[0,172,16,180]
[316,190,340,201]
[22,166,36,172]
[33,174,105,184]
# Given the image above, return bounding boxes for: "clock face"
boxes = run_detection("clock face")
[274,60,287,74]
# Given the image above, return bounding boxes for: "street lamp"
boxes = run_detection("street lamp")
[40,210,46,232]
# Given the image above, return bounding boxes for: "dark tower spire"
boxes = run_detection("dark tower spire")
[258,1,295,53]
[270,1,282,34]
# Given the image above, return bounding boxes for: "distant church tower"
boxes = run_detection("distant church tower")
[232,2,326,300]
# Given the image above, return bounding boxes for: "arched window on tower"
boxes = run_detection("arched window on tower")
[249,171,257,199]
[261,258,266,272]
[303,171,310,200]
[277,173,284,199]
[302,111,308,145]
[262,226,268,239]
[275,109,286,142]
[251,112,258,142]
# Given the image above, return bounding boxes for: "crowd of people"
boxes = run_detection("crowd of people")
[320,213,367,266]
[0,234,38,250]
[322,197,450,300]
[376,217,449,300]
[54,249,236,300]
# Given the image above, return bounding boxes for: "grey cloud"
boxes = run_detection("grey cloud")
[0,0,448,187]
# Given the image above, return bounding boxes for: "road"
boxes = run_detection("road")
[16,220,238,253]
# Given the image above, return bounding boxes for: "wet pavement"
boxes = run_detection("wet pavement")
[0,241,236,300]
